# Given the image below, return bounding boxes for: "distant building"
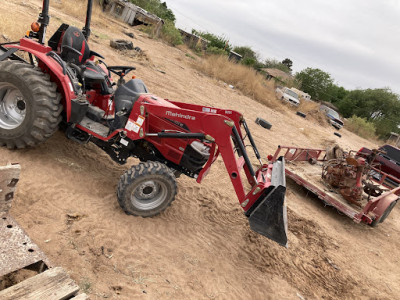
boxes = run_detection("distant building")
[178,29,209,50]
[228,51,242,63]
[107,0,164,36]
[261,68,293,83]
[387,132,400,147]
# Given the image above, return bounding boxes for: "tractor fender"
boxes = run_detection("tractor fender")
[372,193,398,221]
[3,38,75,121]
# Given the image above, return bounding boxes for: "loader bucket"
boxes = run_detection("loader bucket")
[248,157,288,247]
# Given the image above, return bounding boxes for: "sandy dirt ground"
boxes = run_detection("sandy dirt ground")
[1,1,399,299]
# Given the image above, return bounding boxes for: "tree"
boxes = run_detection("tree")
[326,84,348,104]
[281,58,293,71]
[233,46,259,67]
[264,58,290,73]
[337,88,400,138]
[295,68,334,101]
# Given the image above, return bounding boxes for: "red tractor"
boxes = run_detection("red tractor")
[0,0,288,246]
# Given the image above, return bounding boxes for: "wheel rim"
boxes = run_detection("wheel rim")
[0,83,26,129]
[130,178,168,211]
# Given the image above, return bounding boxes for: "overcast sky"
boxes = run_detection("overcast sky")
[166,0,400,94]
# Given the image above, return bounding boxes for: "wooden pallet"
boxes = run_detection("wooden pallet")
[0,267,87,300]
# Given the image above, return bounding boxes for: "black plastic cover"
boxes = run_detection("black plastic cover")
[70,98,89,124]
[114,79,148,114]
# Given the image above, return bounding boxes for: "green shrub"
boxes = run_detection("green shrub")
[138,24,154,36]
[206,46,228,56]
[345,115,377,139]
[192,30,231,54]
[161,20,183,46]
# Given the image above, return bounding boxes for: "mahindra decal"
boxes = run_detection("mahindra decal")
[166,111,196,120]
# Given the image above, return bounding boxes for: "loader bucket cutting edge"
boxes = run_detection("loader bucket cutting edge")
[248,157,288,247]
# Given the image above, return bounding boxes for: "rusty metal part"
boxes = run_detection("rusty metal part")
[325,144,344,160]
[0,164,20,215]
[0,215,50,277]
[340,187,363,206]
[363,181,383,198]
[346,157,359,166]
[322,154,366,205]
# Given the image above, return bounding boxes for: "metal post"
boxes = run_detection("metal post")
[38,0,50,44]
[82,0,93,40]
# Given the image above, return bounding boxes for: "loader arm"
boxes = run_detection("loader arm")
[125,97,288,246]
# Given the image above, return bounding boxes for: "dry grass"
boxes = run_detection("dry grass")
[0,12,30,41]
[193,55,277,108]
[53,0,103,24]
[298,101,329,127]
[52,0,118,34]
[0,0,119,44]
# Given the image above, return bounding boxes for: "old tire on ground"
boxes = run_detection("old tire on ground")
[255,117,272,130]
[0,60,62,149]
[110,39,134,50]
[334,132,342,138]
[117,161,177,217]
[370,200,397,227]
[296,111,307,118]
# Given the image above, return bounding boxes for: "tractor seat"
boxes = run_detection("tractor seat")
[60,27,112,94]
[60,26,91,65]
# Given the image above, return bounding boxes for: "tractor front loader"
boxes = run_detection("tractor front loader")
[0,0,288,246]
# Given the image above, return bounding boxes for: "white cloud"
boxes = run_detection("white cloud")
[167,0,400,93]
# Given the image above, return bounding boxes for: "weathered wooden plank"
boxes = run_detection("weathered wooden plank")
[71,293,88,300]
[0,267,79,300]
[0,164,20,215]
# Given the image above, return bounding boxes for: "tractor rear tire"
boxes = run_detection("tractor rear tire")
[117,161,177,217]
[370,200,397,227]
[0,60,62,149]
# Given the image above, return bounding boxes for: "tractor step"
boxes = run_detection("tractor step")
[79,116,110,137]
[247,157,288,247]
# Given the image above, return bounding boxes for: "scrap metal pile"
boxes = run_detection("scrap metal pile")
[322,145,384,206]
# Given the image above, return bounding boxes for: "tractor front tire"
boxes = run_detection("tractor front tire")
[0,60,62,149]
[117,161,177,217]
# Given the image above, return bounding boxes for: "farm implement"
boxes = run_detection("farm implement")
[273,145,399,226]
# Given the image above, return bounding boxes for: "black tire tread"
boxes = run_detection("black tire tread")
[255,117,272,130]
[296,111,307,118]
[0,60,62,149]
[334,132,342,138]
[117,161,177,217]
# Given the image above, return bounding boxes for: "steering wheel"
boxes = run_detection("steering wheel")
[107,66,136,78]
